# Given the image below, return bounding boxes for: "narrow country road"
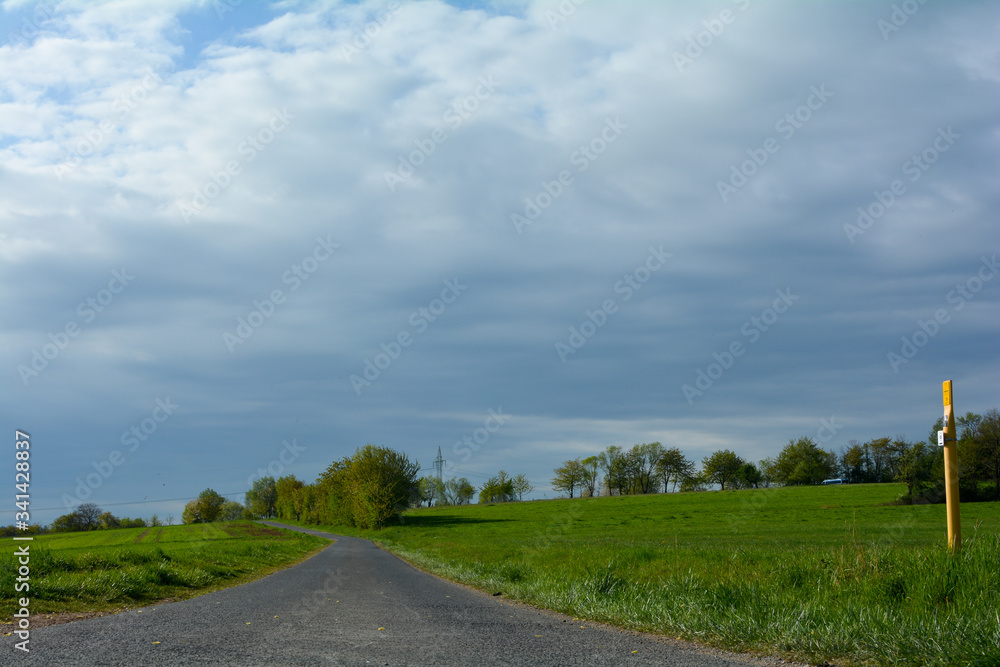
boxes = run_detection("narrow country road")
[3,522,803,666]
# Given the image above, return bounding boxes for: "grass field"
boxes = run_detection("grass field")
[289,484,1000,667]
[1,522,329,618]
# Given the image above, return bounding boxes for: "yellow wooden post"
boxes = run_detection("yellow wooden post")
[942,380,961,553]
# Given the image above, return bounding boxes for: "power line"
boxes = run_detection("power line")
[0,492,246,516]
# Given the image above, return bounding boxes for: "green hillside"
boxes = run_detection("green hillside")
[294,484,1000,667]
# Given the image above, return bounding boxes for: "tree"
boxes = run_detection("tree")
[894,440,937,503]
[456,478,475,504]
[512,473,533,501]
[975,409,1000,500]
[735,462,761,489]
[276,475,306,519]
[420,476,440,506]
[344,444,420,529]
[98,511,121,530]
[931,412,984,484]
[51,512,84,533]
[865,437,897,483]
[629,443,664,494]
[185,489,226,524]
[958,412,984,442]
[48,504,103,532]
[317,457,354,526]
[656,447,694,493]
[479,471,516,503]
[597,446,626,495]
[0,524,43,538]
[444,477,475,505]
[182,499,202,525]
[679,471,709,492]
[580,456,600,497]
[839,442,866,483]
[552,459,586,498]
[702,450,744,490]
[773,437,835,485]
[758,457,776,488]
[197,488,227,522]
[149,513,163,527]
[220,500,245,521]
[245,476,277,519]
[418,476,445,507]
[76,503,103,530]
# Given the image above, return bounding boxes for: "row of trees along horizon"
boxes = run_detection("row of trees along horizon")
[553,408,1000,504]
[8,407,997,536]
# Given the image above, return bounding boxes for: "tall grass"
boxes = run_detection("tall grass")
[384,533,1000,666]
[0,522,328,616]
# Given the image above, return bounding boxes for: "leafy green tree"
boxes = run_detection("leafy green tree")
[735,462,762,489]
[597,446,626,496]
[245,476,277,519]
[450,478,475,504]
[679,471,709,492]
[958,409,1000,500]
[294,484,322,523]
[197,488,227,522]
[220,500,245,521]
[930,412,983,483]
[98,511,121,530]
[656,447,694,493]
[758,457,776,488]
[182,499,201,524]
[317,457,354,525]
[276,475,305,519]
[49,504,102,532]
[773,437,835,485]
[864,437,898,483]
[702,449,744,490]
[345,444,420,529]
[512,473,533,501]
[185,489,226,524]
[629,442,664,494]
[439,477,474,505]
[978,409,1000,500]
[580,456,600,497]
[479,470,516,503]
[552,459,586,498]
[894,440,938,503]
[0,524,43,537]
[51,512,84,533]
[418,475,445,507]
[839,442,867,483]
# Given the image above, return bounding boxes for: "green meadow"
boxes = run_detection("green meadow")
[0,522,328,617]
[291,484,1000,667]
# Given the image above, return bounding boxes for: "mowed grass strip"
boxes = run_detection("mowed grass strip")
[290,484,1000,667]
[1,522,329,617]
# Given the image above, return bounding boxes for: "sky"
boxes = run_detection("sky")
[1,0,998,526]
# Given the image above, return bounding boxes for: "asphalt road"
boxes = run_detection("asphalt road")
[3,522,805,666]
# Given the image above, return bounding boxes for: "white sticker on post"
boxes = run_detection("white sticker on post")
[938,430,945,447]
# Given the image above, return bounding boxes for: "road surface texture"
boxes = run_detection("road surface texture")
[3,522,808,666]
